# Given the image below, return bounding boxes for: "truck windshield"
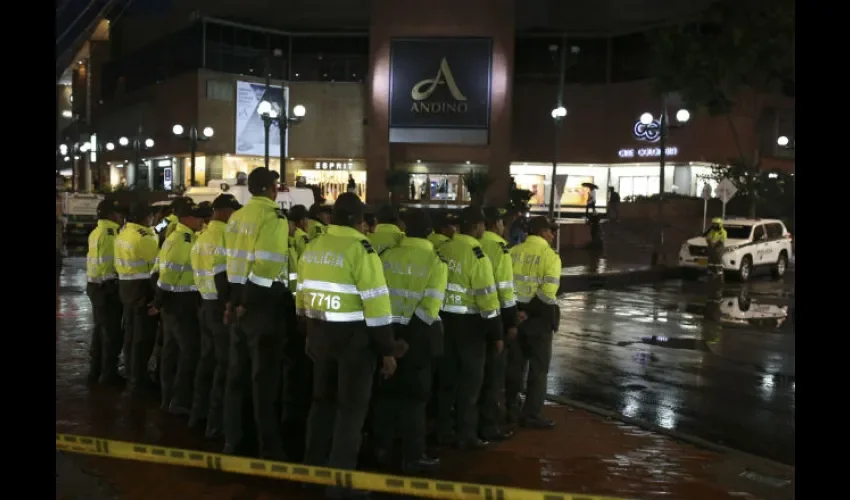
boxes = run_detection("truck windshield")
[724,225,753,240]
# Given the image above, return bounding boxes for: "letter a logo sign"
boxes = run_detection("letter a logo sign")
[411,58,467,102]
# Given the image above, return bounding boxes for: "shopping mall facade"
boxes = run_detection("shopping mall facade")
[57,0,795,208]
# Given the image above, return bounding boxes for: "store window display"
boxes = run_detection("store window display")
[296,167,366,202]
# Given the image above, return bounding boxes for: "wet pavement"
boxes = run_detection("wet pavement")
[550,273,795,465]
[56,260,794,499]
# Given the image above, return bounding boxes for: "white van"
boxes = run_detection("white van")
[184,178,316,211]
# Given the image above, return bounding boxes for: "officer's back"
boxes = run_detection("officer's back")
[369,204,405,255]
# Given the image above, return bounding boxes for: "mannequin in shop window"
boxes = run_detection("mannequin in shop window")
[348,174,357,194]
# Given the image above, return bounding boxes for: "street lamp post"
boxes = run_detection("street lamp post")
[548,36,570,219]
[257,99,306,176]
[777,135,795,235]
[640,99,690,265]
[172,124,214,186]
[115,133,155,189]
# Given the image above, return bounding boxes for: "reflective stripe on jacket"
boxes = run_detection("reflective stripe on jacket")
[295,224,392,326]
[86,219,120,283]
[510,235,561,305]
[479,230,517,309]
[380,237,448,325]
[224,196,289,288]
[438,233,501,319]
[191,220,227,300]
[115,222,159,280]
[157,222,198,293]
[369,223,404,255]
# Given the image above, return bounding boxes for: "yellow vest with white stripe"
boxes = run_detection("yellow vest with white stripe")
[115,222,160,280]
[224,196,290,288]
[438,233,501,319]
[510,235,562,305]
[295,224,392,326]
[190,220,227,300]
[157,222,198,293]
[380,237,448,325]
[369,223,404,255]
[479,230,517,309]
[86,219,120,283]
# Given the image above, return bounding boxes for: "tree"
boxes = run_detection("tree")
[650,0,794,215]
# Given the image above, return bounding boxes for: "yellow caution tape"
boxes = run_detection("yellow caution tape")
[56,433,632,500]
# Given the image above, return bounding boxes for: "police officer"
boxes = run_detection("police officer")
[436,207,503,450]
[299,192,407,492]
[281,203,312,460]
[154,198,210,415]
[364,212,377,234]
[160,202,180,245]
[189,194,241,437]
[306,203,332,240]
[706,217,727,277]
[478,207,519,442]
[373,208,446,473]
[428,211,457,252]
[115,201,160,393]
[222,167,290,460]
[506,216,562,429]
[85,198,125,384]
[369,204,405,254]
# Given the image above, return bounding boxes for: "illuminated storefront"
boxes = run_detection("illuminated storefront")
[292,159,367,202]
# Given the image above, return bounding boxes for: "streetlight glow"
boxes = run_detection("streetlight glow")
[61,110,72,118]
[676,109,691,124]
[203,126,214,138]
[105,142,115,151]
[119,137,129,146]
[59,144,68,155]
[172,124,184,135]
[292,104,306,118]
[640,112,654,125]
[63,156,70,162]
[777,135,789,147]
[551,106,567,119]
[145,138,155,148]
[80,143,90,153]
[257,100,272,116]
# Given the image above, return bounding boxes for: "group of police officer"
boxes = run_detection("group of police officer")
[84,166,562,498]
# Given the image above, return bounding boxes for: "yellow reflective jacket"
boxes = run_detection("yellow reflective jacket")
[427,231,451,252]
[86,219,120,283]
[480,230,519,328]
[307,218,327,241]
[510,235,561,306]
[115,222,159,280]
[438,233,501,322]
[369,223,405,255]
[191,220,227,300]
[295,224,392,328]
[157,222,198,293]
[224,197,290,297]
[380,237,448,326]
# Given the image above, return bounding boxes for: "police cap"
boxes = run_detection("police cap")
[173,197,212,218]
[308,203,333,217]
[247,167,280,195]
[376,204,400,224]
[432,211,459,230]
[458,207,486,226]
[96,198,126,219]
[127,201,151,223]
[288,204,308,222]
[403,208,431,239]
[483,207,508,225]
[211,194,241,211]
[528,216,559,235]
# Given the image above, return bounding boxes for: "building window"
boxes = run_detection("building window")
[514,37,560,84]
[619,176,660,199]
[611,33,650,82]
[206,80,234,101]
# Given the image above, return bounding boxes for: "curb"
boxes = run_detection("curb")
[558,266,682,293]
[545,393,794,474]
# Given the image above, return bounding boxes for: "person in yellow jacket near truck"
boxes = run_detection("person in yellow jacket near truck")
[435,206,503,450]
[477,207,519,442]
[298,192,408,498]
[506,216,562,430]
[372,208,447,474]
[222,167,290,461]
[188,194,241,438]
[705,217,727,278]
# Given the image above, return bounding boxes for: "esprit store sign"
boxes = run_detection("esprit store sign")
[618,147,679,158]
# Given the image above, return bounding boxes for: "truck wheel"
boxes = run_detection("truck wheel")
[771,251,788,279]
[737,255,753,282]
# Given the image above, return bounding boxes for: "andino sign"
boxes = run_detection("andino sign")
[389,38,492,134]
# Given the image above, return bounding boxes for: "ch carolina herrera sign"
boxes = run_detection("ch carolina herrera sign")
[389,37,492,131]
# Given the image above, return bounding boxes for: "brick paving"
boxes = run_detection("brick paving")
[57,264,762,500]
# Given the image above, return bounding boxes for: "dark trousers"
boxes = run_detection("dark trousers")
[505,317,553,420]
[479,343,507,434]
[160,294,201,411]
[372,321,433,461]
[436,313,487,443]
[191,300,229,433]
[281,295,312,461]
[86,281,123,381]
[304,326,376,470]
[119,280,157,389]
[223,301,286,459]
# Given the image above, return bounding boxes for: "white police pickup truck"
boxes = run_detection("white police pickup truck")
[679,218,793,281]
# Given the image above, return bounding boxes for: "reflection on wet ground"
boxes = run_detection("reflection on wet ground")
[550,275,795,465]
